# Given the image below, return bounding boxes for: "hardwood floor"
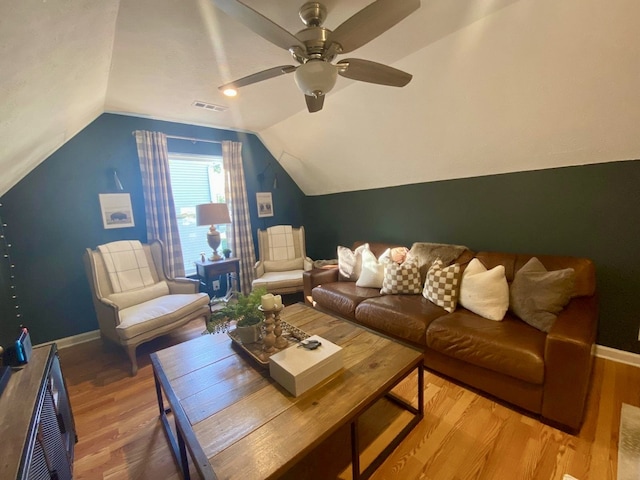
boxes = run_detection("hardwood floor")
[59,309,636,479]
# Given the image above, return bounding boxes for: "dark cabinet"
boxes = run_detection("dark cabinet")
[0,344,76,479]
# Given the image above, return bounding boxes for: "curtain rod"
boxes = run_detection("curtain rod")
[131,132,222,145]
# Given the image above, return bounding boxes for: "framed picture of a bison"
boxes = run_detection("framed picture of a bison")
[99,193,135,229]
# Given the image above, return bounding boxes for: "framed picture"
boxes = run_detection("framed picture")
[256,192,274,218]
[99,193,135,229]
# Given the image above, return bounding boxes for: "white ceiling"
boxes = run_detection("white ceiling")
[2,0,639,197]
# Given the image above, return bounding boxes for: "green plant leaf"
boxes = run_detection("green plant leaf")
[205,287,268,331]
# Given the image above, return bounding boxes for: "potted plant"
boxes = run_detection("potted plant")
[206,287,266,344]
[222,248,232,259]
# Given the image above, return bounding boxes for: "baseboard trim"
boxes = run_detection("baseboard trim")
[36,330,101,350]
[595,345,640,368]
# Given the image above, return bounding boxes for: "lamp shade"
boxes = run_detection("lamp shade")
[196,203,231,226]
[294,60,337,96]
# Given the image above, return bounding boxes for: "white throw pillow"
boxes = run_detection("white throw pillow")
[459,258,509,321]
[356,248,391,288]
[337,243,369,281]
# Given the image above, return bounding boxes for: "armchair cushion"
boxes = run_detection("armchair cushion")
[252,270,305,292]
[264,257,304,272]
[98,240,155,292]
[267,225,296,260]
[254,225,310,295]
[117,293,210,341]
[108,281,170,310]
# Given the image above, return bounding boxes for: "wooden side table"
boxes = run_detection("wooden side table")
[195,257,241,298]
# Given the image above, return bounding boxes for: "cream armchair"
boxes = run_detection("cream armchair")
[83,239,210,375]
[252,225,313,295]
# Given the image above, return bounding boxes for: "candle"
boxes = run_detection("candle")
[261,293,275,310]
[273,295,282,309]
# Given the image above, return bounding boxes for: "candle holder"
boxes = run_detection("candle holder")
[273,309,288,349]
[258,305,285,352]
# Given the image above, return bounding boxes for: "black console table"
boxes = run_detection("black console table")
[195,257,241,298]
[0,344,76,479]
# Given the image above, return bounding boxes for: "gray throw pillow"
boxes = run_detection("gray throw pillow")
[406,242,468,282]
[509,257,575,332]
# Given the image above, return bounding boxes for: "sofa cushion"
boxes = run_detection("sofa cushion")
[356,247,391,288]
[510,257,575,332]
[117,293,210,341]
[422,259,461,313]
[338,243,368,281]
[381,261,422,294]
[459,258,509,321]
[426,309,546,384]
[356,294,449,346]
[312,282,382,319]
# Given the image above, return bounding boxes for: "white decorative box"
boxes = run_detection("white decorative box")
[269,335,343,396]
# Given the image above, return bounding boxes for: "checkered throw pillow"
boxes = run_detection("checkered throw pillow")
[422,258,461,313]
[381,260,422,294]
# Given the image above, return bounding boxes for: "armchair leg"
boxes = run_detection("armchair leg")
[126,345,139,376]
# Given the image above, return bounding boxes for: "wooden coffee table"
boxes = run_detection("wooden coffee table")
[150,303,423,480]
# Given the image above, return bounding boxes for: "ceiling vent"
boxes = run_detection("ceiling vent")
[192,101,228,112]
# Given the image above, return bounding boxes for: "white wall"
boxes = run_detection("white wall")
[0,0,119,196]
[260,0,640,195]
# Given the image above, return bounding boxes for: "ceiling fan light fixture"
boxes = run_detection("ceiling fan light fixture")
[294,60,337,97]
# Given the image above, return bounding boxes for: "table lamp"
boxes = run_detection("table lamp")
[196,203,231,261]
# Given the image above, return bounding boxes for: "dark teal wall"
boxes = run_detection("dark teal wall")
[0,113,304,345]
[304,160,640,353]
[1,112,638,355]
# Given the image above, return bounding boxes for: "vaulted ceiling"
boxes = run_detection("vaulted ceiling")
[2,0,639,197]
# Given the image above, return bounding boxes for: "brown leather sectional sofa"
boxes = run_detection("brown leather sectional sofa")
[303,242,598,431]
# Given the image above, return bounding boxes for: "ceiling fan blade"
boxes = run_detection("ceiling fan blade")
[337,59,412,87]
[305,94,324,113]
[327,0,420,54]
[210,0,305,51]
[219,65,296,91]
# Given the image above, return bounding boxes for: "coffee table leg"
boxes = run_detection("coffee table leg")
[351,420,360,480]
[351,363,424,480]
[178,427,191,480]
[152,356,191,479]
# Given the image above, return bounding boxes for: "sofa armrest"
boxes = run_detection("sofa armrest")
[542,295,598,430]
[303,267,339,305]
[167,277,199,294]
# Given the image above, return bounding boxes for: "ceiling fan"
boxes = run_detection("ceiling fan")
[213,0,421,112]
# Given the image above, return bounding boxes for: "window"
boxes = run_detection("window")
[168,153,227,276]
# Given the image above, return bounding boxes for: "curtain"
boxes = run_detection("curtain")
[134,130,185,277]
[222,141,256,294]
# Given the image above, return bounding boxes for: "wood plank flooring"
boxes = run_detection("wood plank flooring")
[58,308,638,479]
